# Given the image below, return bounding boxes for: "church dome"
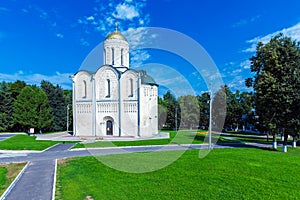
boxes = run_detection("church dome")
[105,29,127,42]
[139,70,158,86]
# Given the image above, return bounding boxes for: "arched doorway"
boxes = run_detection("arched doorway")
[106,120,113,135]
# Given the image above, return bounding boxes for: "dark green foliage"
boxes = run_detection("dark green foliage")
[41,80,67,131]
[9,80,26,99]
[198,92,210,128]
[0,82,14,131]
[13,85,53,131]
[162,91,180,129]
[247,33,300,145]
[178,95,200,129]
[223,85,252,130]
[63,89,73,131]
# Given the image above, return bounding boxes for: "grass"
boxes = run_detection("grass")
[0,162,26,195]
[0,135,59,150]
[55,148,300,200]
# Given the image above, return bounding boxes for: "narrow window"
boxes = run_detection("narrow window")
[104,48,106,64]
[129,78,133,97]
[121,49,123,66]
[106,79,110,98]
[112,48,115,65]
[82,80,87,98]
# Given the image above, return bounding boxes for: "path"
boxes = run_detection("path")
[2,143,75,200]
[0,134,16,141]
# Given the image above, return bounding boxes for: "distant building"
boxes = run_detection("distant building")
[72,26,158,137]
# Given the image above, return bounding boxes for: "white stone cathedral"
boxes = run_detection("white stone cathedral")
[72,27,158,137]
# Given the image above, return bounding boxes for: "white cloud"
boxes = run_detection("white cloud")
[232,69,242,74]
[56,33,64,38]
[232,15,260,28]
[0,71,73,89]
[227,76,250,91]
[240,60,251,69]
[243,22,300,53]
[113,3,139,20]
[86,16,95,21]
[80,38,90,46]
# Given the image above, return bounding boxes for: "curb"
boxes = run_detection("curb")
[0,150,41,154]
[52,159,57,200]
[0,162,30,200]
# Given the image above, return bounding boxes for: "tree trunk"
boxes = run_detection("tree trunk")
[272,133,277,149]
[282,132,288,152]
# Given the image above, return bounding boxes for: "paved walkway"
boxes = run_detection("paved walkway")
[4,160,55,200]
[2,143,75,200]
[0,134,16,141]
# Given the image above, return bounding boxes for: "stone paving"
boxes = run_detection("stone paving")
[1,143,75,200]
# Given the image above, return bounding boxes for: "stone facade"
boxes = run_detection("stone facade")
[72,28,158,137]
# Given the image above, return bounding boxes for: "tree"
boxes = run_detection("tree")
[198,92,210,129]
[157,96,167,130]
[224,86,252,131]
[13,86,53,132]
[246,33,300,151]
[10,80,26,99]
[41,80,67,131]
[0,82,14,131]
[63,89,73,131]
[178,95,200,129]
[163,91,180,129]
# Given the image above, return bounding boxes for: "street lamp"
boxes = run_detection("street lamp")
[209,87,212,150]
[67,104,70,132]
[175,105,178,131]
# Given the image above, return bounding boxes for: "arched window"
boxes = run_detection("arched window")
[82,80,87,98]
[129,78,133,97]
[121,49,124,66]
[106,79,110,98]
[111,48,115,65]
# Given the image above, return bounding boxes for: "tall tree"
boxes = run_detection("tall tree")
[10,80,26,99]
[163,91,180,129]
[246,33,300,151]
[13,86,53,132]
[178,95,200,129]
[157,96,167,130]
[224,86,252,131]
[0,82,14,131]
[41,80,67,131]
[63,89,73,131]
[198,92,210,128]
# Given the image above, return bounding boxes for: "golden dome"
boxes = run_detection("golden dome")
[105,30,127,41]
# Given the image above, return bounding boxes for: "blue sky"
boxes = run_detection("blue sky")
[0,0,300,96]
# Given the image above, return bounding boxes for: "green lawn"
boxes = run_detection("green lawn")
[0,135,59,150]
[56,148,300,200]
[0,162,26,195]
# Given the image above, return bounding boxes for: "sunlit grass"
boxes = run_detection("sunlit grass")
[56,148,300,200]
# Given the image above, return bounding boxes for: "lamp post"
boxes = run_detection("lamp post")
[209,86,212,149]
[175,105,178,131]
[67,104,70,132]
